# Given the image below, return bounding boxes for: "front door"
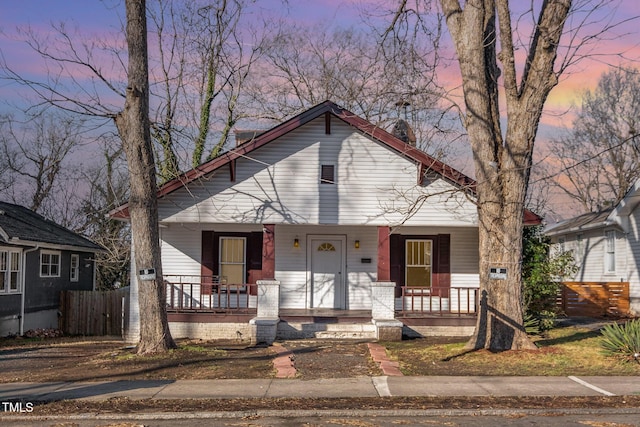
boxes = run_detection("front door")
[309,236,346,309]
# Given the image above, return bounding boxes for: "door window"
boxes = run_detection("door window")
[219,237,246,284]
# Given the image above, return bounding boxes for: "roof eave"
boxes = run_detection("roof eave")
[6,237,105,253]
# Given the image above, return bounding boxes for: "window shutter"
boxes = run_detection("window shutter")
[389,234,404,296]
[201,231,215,294]
[434,234,451,296]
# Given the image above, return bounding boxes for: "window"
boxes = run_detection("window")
[558,236,566,253]
[40,250,61,277]
[70,254,80,282]
[320,164,335,184]
[0,250,21,293]
[317,242,336,251]
[405,239,432,287]
[219,237,246,284]
[605,230,616,273]
[576,234,584,260]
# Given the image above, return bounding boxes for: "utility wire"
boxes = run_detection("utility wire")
[531,133,639,184]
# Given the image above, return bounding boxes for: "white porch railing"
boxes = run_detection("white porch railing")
[396,286,478,316]
[164,275,257,313]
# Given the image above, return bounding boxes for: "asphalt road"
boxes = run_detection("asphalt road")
[2,409,640,426]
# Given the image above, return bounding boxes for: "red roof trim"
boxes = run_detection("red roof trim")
[109,100,540,224]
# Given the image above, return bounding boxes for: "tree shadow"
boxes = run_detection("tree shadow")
[535,329,602,347]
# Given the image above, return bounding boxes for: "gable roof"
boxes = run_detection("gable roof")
[0,201,103,251]
[110,100,541,225]
[544,208,616,236]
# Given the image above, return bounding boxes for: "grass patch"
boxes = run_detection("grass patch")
[385,323,640,376]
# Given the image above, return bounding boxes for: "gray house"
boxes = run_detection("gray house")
[0,201,103,336]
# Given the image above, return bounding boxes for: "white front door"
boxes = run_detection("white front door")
[309,236,346,309]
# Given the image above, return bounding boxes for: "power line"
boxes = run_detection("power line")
[531,133,639,184]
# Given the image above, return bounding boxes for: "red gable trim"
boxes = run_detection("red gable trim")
[109,100,539,224]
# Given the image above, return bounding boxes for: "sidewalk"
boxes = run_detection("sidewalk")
[0,375,637,402]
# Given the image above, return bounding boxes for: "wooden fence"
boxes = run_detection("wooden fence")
[59,288,129,336]
[558,282,630,317]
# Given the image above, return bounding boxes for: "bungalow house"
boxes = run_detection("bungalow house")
[545,179,640,317]
[111,100,540,343]
[0,201,103,336]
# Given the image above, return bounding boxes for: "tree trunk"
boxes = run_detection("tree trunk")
[440,0,570,351]
[115,0,176,354]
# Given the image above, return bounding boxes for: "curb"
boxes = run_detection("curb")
[3,407,640,422]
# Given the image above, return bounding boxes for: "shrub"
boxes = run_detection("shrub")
[600,319,640,362]
[521,226,577,333]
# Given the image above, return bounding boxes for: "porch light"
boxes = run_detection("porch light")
[294,238,299,248]
[354,240,360,249]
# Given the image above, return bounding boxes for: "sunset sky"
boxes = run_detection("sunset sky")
[1,0,639,218]
[2,1,637,117]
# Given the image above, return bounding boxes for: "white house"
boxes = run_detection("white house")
[112,101,540,343]
[545,179,640,317]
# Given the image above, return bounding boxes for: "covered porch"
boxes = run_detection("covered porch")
[163,274,478,342]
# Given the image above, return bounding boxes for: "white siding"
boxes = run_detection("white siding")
[624,207,640,315]
[157,117,477,227]
[274,225,378,310]
[554,228,627,283]
[395,226,479,288]
[160,223,479,311]
[160,223,261,278]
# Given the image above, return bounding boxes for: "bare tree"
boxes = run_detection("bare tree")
[77,138,131,290]
[547,66,640,213]
[147,0,268,179]
[0,112,84,227]
[249,19,463,160]
[434,0,580,351]
[115,0,175,353]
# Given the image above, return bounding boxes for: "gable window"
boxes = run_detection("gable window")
[40,250,61,277]
[320,164,335,184]
[605,230,616,273]
[405,239,432,288]
[70,254,80,282]
[0,250,21,294]
[219,237,246,284]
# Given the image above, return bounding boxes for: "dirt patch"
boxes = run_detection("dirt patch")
[0,337,378,383]
[282,340,382,378]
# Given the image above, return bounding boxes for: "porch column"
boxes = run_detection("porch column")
[377,226,390,281]
[374,226,402,341]
[262,224,275,280]
[251,279,280,345]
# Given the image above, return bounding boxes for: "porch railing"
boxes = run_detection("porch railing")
[396,286,478,316]
[164,275,257,313]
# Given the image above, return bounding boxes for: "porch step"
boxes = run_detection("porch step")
[313,323,377,339]
[277,319,377,340]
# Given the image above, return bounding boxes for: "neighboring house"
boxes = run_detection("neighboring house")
[112,100,540,342]
[0,202,103,336]
[545,179,640,316]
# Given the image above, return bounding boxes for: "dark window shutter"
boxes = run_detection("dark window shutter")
[248,232,263,271]
[434,234,451,296]
[389,234,404,296]
[201,231,215,294]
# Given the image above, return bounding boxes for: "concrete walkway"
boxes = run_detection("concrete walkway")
[0,376,637,402]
